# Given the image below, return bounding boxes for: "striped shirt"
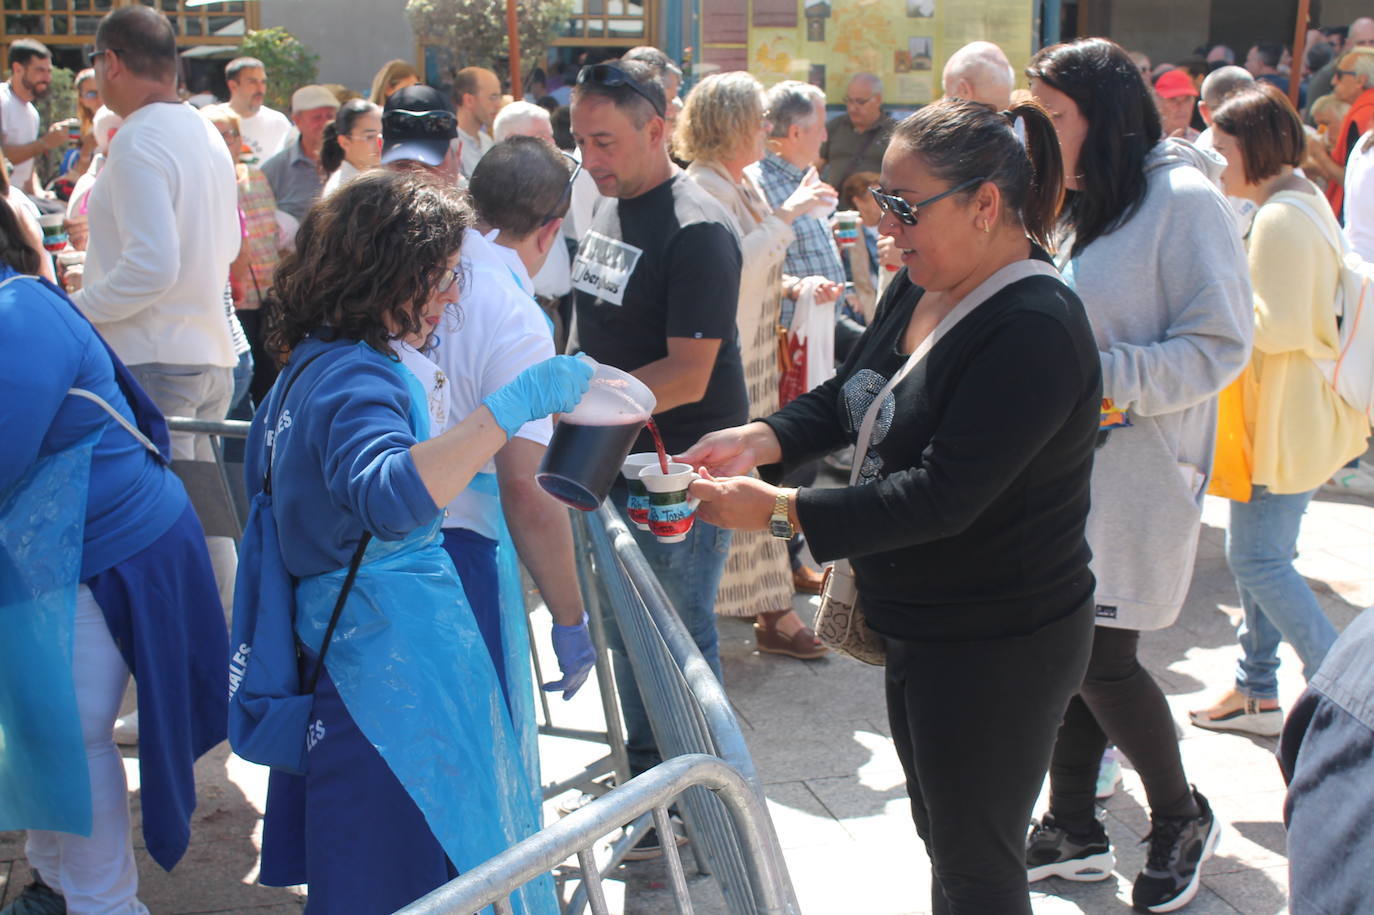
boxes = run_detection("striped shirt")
[748,152,845,326]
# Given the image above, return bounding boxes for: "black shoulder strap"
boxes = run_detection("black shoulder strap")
[263,349,329,495]
[304,529,372,695]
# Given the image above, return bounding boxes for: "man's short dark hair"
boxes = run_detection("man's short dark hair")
[225,56,264,82]
[468,136,573,239]
[8,39,50,69]
[570,58,665,129]
[1253,41,1284,70]
[95,6,177,82]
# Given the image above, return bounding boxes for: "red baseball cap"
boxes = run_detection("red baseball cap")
[1154,69,1199,99]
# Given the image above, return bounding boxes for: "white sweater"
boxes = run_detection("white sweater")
[73,101,241,368]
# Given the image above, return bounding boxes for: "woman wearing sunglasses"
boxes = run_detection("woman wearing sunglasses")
[681,97,1103,913]
[1026,38,1252,913]
[244,169,589,914]
[68,68,103,180]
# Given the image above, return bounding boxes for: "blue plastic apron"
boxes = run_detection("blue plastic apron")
[465,470,542,796]
[291,346,555,914]
[0,432,97,836]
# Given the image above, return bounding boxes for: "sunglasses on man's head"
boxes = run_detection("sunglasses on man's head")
[382,108,457,138]
[869,176,986,226]
[576,63,666,118]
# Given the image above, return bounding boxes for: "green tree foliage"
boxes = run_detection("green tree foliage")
[405,0,572,91]
[239,27,320,112]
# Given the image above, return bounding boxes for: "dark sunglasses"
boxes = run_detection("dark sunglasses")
[382,108,457,139]
[576,63,666,118]
[869,176,987,226]
[542,150,582,225]
[82,45,121,67]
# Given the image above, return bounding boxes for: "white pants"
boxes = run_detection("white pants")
[24,585,149,914]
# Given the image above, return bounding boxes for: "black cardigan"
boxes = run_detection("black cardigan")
[763,262,1103,642]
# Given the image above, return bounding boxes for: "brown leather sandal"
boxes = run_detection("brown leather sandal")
[754,611,828,660]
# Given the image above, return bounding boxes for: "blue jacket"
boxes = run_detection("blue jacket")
[0,266,184,579]
[244,335,439,577]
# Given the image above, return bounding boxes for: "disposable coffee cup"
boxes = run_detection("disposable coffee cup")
[639,462,701,543]
[56,250,85,269]
[835,210,860,248]
[537,359,657,511]
[621,453,661,530]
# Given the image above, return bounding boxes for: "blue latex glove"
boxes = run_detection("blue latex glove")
[482,354,594,438]
[543,613,595,700]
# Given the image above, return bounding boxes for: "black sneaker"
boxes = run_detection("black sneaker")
[0,875,67,915]
[1026,812,1116,882]
[1132,787,1220,913]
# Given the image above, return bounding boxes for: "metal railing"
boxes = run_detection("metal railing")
[395,754,793,915]
[565,504,798,915]
[164,416,250,540]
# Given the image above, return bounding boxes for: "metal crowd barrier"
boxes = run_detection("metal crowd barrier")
[164,416,251,540]
[396,754,793,915]
[562,504,799,915]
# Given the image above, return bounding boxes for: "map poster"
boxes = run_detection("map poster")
[742,0,1035,106]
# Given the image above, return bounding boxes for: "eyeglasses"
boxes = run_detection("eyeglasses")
[219,128,241,139]
[576,63,666,118]
[347,129,382,142]
[382,108,457,139]
[542,150,582,225]
[844,95,874,106]
[436,265,463,295]
[1335,67,1358,79]
[869,176,987,226]
[82,45,121,66]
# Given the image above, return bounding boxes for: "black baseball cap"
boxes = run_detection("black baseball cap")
[381,85,458,168]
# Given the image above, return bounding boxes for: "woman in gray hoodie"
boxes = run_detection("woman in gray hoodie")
[1025,38,1253,914]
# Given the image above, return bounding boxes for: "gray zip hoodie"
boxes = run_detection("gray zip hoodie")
[1057,139,1253,631]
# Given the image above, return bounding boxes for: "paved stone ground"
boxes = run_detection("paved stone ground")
[4,488,1371,914]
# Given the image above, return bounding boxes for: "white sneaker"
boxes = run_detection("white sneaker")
[114,711,139,746]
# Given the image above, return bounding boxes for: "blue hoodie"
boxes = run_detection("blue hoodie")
[0,268,184,579]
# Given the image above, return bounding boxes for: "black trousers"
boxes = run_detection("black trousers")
[1048,626,1198,832]
[885,599,1094,915]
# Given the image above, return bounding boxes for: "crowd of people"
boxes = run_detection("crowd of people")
[2,4,1372,914]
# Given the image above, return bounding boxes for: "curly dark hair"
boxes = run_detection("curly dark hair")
[265,169,471,359]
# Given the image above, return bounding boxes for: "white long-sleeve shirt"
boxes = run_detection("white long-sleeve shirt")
[73,101,241,368]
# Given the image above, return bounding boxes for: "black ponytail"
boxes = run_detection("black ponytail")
[1004,100,1065,251]
[319,120,344,176]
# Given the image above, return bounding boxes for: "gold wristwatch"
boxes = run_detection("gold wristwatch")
[769,489,795,540]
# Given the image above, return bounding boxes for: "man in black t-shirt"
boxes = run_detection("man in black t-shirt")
[570,59,745,784]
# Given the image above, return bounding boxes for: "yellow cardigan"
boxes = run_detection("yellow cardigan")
[1240,191,1368,494]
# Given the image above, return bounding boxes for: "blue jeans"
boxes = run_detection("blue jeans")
[1227,486,1337,699]
[605,482,729,775]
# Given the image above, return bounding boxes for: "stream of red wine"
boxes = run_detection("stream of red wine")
[646,419,670,474]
